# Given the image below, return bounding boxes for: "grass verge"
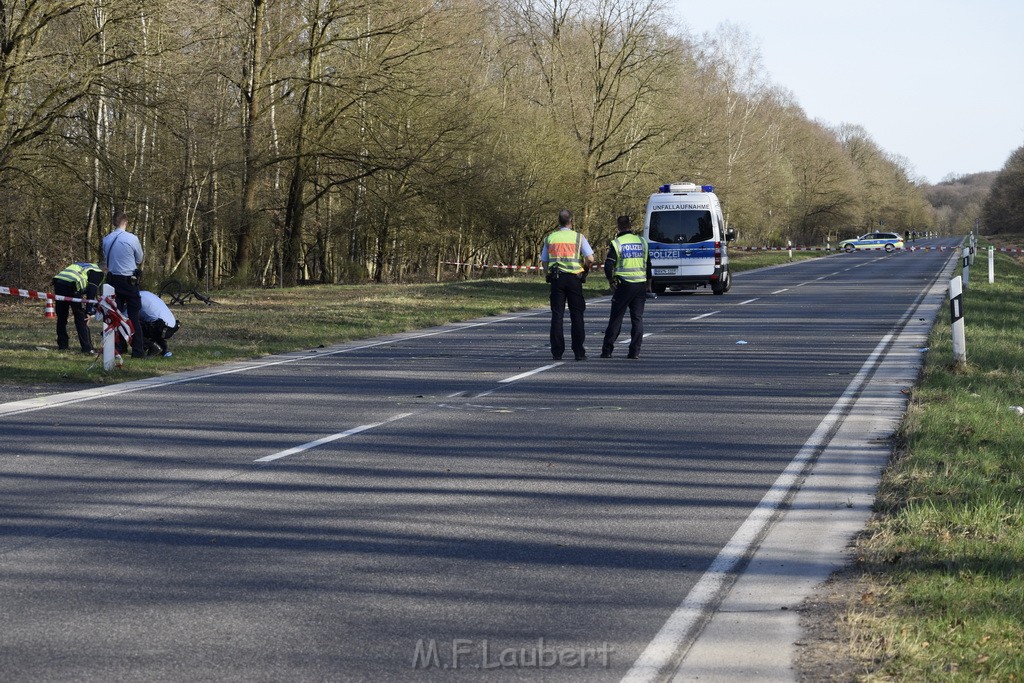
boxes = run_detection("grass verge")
[729,248,825,272]
[0,278,595,385]
[840,240,1024,679]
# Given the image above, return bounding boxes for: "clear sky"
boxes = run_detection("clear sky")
[669,0,1024,184]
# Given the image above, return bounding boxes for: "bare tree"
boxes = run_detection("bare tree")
[504,0,677,239]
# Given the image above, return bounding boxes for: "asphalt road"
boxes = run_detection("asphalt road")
[0,238,961,682]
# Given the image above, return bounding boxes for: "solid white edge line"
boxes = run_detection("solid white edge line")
[0,309,553,418]
[689,311,720,321]
[254,412,414,463]
[621,332,894,683]
[499,362,562,384]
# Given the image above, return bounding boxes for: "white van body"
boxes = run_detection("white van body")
[643,182,735,295]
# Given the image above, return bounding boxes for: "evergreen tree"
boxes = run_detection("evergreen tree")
[983,145,1024,234]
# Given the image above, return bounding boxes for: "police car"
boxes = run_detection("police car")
[643,182,736,294]
[837,232,904,253]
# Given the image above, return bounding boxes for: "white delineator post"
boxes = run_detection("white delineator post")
[787,239,792,261]
[989,246,995,284]
[949,275,966,367]
[99,284,117,371]
[961,249,970,289]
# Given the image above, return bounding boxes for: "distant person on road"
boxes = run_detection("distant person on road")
[541,209,594,361]
[101,211,146,358]
[601,216,652,360]
[52,262,104,354]
[139,290,180,357]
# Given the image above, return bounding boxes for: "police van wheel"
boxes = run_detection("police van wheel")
[653,283,667,294]
[712,271,731,295]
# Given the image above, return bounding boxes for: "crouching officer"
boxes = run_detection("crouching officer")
[541,209,594,361]
[600,216,651,359]
[52,262,104,354]
[139,290,181,357]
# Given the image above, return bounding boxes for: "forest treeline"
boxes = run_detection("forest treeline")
[982,144,1024,234]
[1,0,938,288]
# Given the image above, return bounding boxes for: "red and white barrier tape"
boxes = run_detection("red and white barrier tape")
[736,245,960,252]
[443,261,545,272]
[443,261,606,272]
[0,286,97,304]
[1,284,131,346]
[442,244,1024,271]
[96,293,133,343]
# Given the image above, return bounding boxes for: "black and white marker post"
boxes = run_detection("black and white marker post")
[962,248,970,290]
[950,275,967,367]
[989,245,995,284]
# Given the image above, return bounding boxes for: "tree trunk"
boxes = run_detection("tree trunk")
[282,160,306,286]
[233,0,267,280]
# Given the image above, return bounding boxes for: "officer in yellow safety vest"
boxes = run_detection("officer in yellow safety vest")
[541,209,594,361]
[600,216,652,359]
[52,262,104,353]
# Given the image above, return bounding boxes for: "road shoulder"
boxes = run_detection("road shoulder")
[670,256,953,682]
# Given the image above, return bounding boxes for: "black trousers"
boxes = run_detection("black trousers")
[142,320,179,356]
[602,280,647,357]
[107,273,145,357]
[53,280,92,352]
[549,271,586,360]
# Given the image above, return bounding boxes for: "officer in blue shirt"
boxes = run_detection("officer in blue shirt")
[101,211,146,358]
[139,290,180,357]
[540,209,594,361]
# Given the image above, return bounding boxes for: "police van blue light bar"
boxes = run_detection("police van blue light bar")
[658,182,713,193]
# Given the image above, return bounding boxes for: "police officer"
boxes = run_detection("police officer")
[101,211,146,358]
[139,290,180,357]
[52,262,104,353]
[540,209,594,361]
[600,216,652,359]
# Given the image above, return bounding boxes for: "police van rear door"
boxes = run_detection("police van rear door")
[646,203,716,277]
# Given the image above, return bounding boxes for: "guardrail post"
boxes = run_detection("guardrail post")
[949,275,966,367]
[988,246,995,284]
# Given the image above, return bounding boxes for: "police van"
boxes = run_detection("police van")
[643,182,736,295]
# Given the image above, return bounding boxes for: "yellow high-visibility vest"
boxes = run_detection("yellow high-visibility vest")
[612,234,647,283]
[54,263,102,292]
[545,230,584,275]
